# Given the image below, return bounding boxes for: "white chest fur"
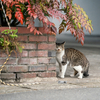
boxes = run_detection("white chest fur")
[56,50,65,62]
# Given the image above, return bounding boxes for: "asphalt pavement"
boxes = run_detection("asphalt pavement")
[1,88,100,100]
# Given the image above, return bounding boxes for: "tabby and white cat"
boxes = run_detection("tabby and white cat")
[56,42,89,79]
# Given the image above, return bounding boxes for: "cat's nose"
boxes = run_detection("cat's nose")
[56,48,60,51]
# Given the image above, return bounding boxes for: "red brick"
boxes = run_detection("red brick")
[49,36,56,42]
[29,36,47,42]
[38,72,56,77]
[18,58,29,65]
[29,51,48,57]
[22,43,36,49]
[0,27,51,34]
[0,27,16,33]
[17,27,33,34]
[17,73,37,78]
[49,58,56,64]
[29,58,37,64]
[21,51,28,57]
[17,36,28,42]
[10,51,18,57]
[0,65,7,72]
[38,27,44,33]
[38,58,48,64]
[0,73,15,79]
[7,65,28,72]
[38,27,51,34]
[29,51,36,57]
[7,59,17,65]
[48,65,56,71]
[18,58,37,65]
[29,65,47,71]
[38,43,56,50]
[0,59,17,65]
[37,51,48,57]
[0,51,7,57]
[17,27,49,34]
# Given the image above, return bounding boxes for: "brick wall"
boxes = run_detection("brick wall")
[0,27,56,82]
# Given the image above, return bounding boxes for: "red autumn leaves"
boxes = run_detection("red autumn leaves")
[15,8,24,25]
[2,0,93,45]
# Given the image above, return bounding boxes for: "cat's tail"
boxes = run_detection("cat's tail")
[83,61,90,77]
[83,71,89,77]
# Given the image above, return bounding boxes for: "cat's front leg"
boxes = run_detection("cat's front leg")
[60,61,69,78]
[60,65,67,78]
[58,63,62,77]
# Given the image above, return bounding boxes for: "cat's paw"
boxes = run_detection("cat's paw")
[70,74,75,77]
[60,76,64,79]
[70,73,79,77]
[78,76,83,79]
[58,75,64,79]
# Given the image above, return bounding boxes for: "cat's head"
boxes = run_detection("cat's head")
[56,42,65,52]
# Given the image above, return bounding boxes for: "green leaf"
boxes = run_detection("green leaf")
[10,34,18,38]
[1,30,8,34]
[90,26,94,31]
[89,19,92,24]
[18,46,23,53]
[78,22,81,29]
[0,38,4,46]
[74,25,77,30]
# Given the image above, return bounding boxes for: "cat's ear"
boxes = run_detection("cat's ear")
[56,42,58,45]
[62,41,65,45]
[56,42,59,45]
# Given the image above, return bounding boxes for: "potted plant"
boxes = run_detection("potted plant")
[0,0,93,54]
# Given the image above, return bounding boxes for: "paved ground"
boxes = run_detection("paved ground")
[0,35,100,99]
[1,88,100,100]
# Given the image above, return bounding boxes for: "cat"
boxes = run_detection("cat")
[56,42,89,79]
